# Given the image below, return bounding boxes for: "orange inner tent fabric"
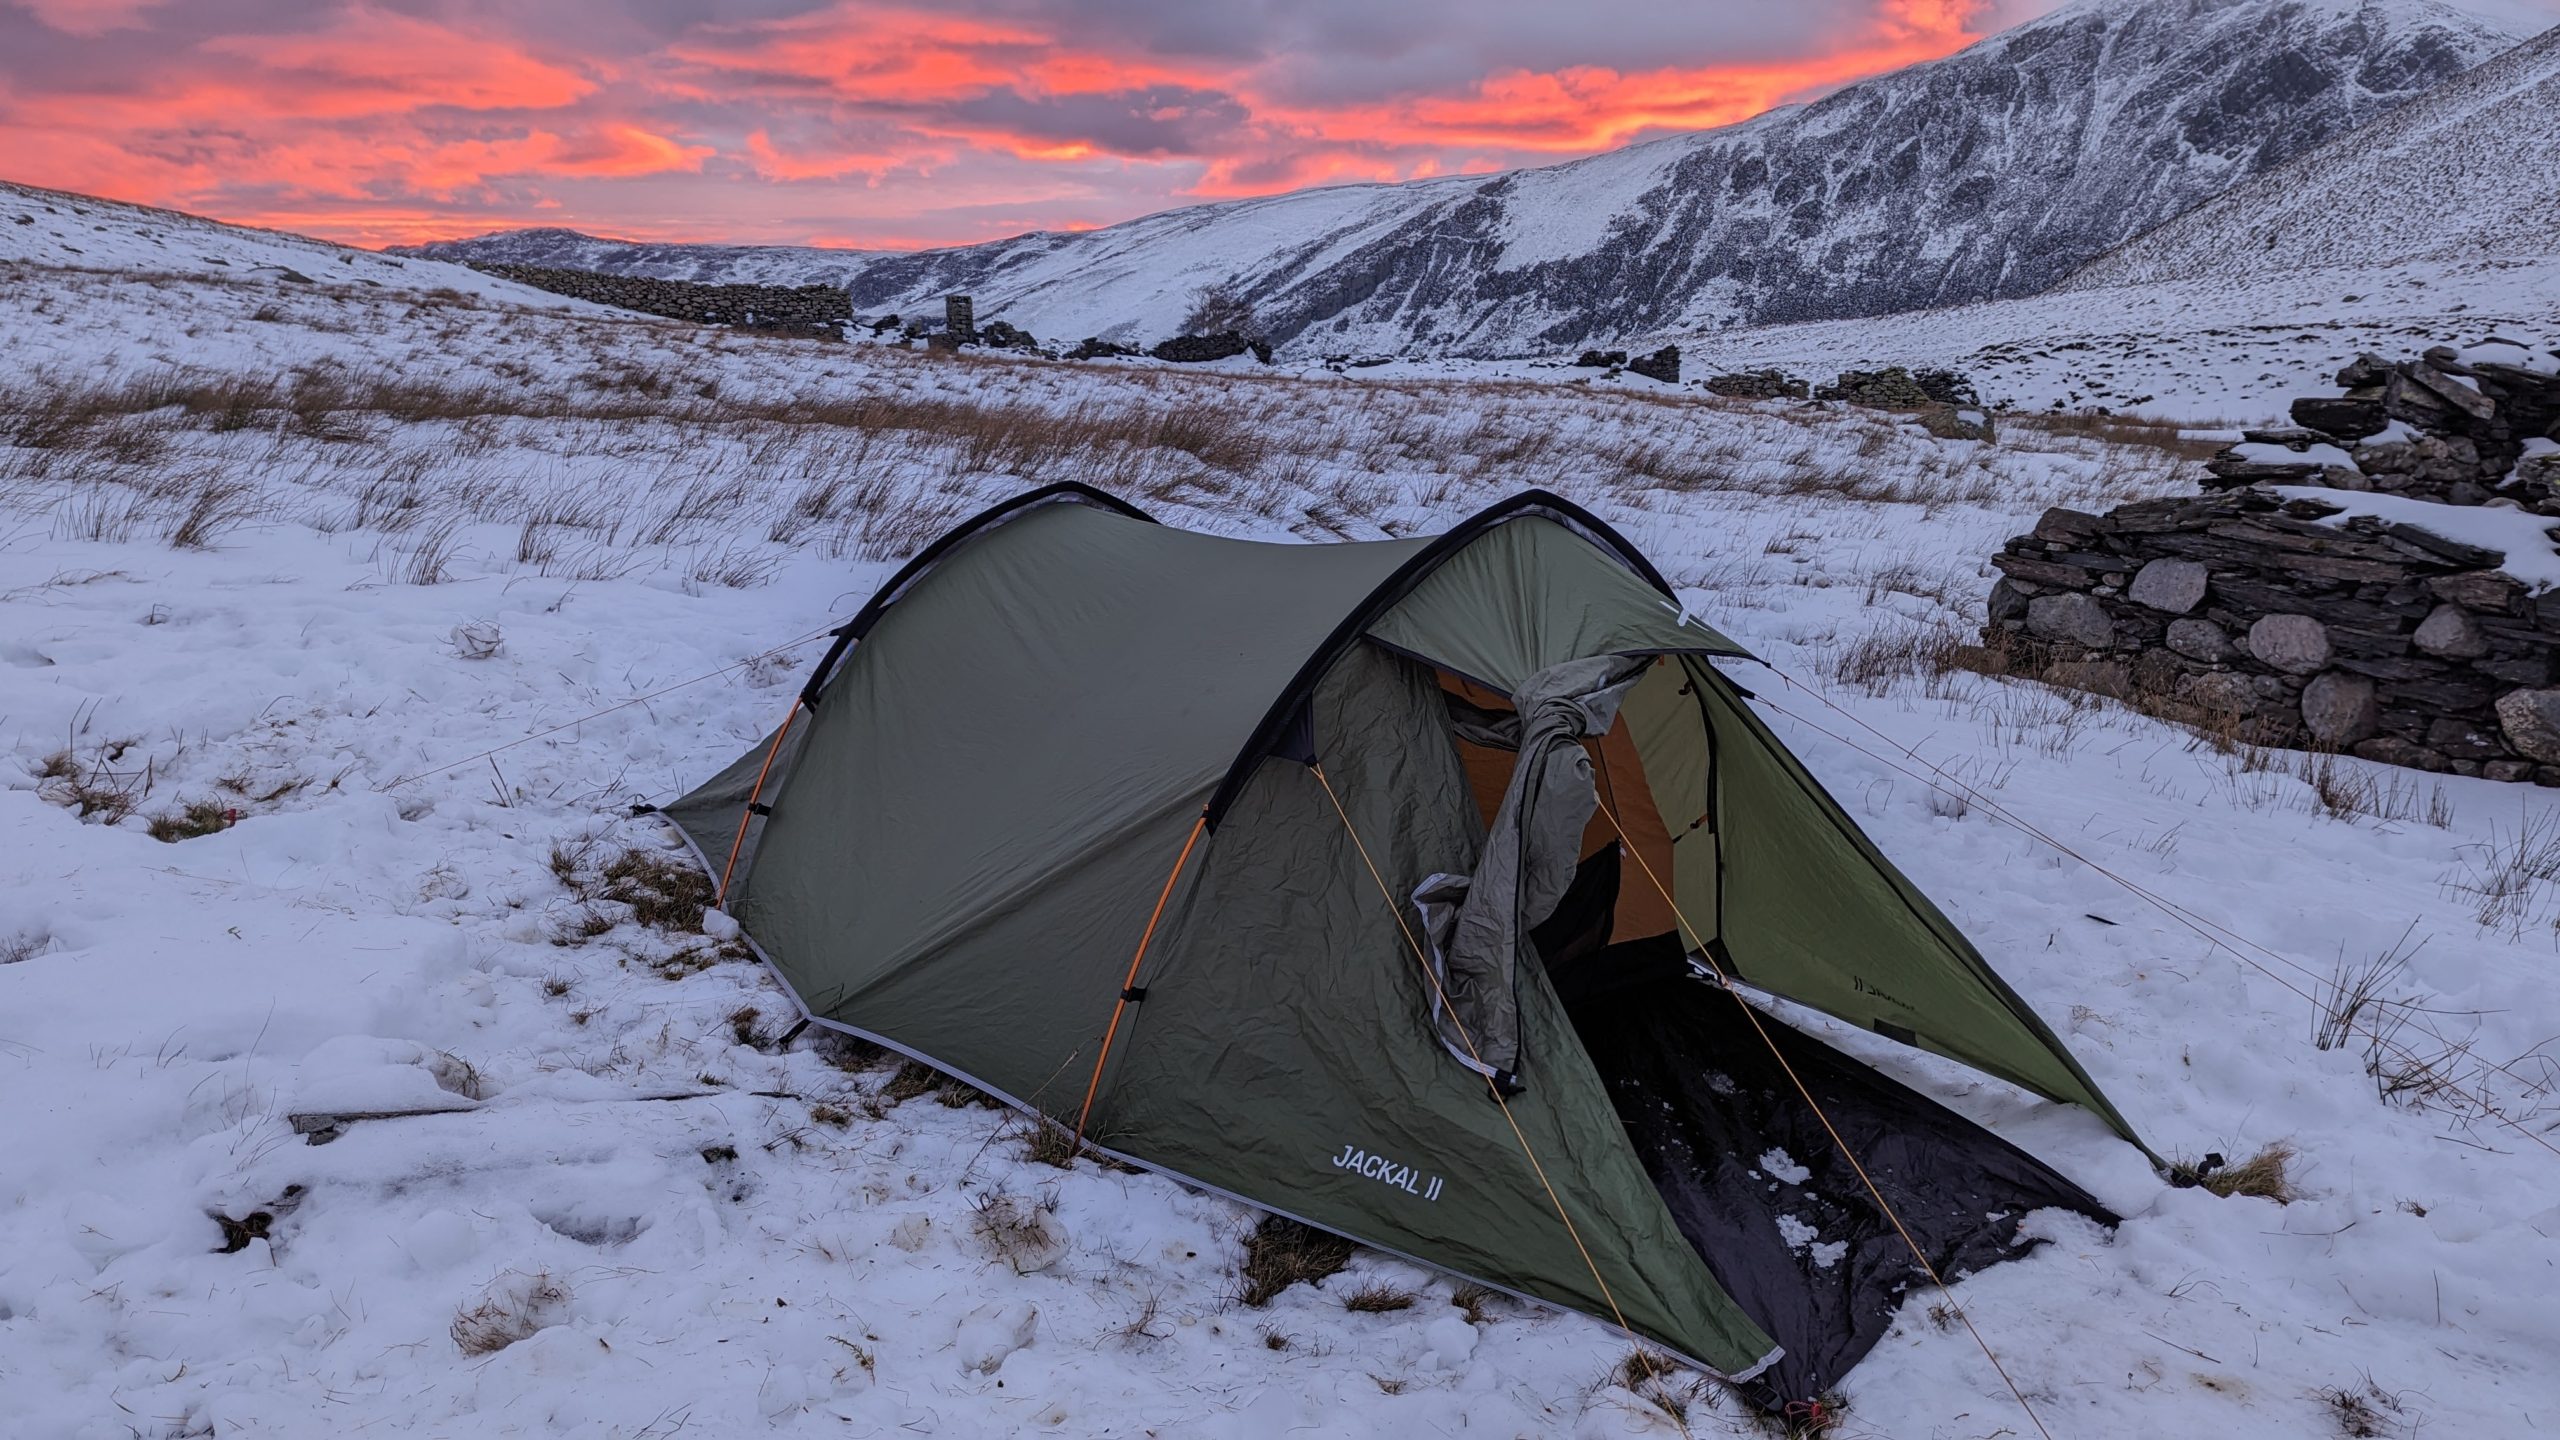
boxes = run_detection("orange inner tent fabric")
[1437,667,1680,945]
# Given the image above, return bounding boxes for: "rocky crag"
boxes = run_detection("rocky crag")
[1985,339,2560,779]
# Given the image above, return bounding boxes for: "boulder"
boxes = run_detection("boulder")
[2182,670,2259,714]
[2412,604,2489,659]
[2026,593,2115,649]
[2352,737,2451,772]
[2165,617,2236,663]
[2127,558,2207,614]
[1574,349,1627,368]
[2301,671,2379,745]
[1987,577,2031,623]
[2494,688,2560,764]
[2247,613,2331,674]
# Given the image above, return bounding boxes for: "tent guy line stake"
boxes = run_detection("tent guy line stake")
[1746,671,2560,1166]
[1071,811,1208,1148]
[1309,763,1678,1391]
[376,624,841,793]
[1594,793,2060,1440]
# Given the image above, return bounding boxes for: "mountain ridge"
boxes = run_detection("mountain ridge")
[399,0,2533,356]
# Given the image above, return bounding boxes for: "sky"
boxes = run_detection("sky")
[0,0,2547,252]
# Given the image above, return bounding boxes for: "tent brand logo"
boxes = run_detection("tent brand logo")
[1330,1143,1444,1201]
[1850,974,1914,1011]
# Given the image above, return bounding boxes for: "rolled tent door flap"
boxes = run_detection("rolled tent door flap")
[1411,654,1649,1088]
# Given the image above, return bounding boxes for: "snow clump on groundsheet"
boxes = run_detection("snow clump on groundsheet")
[2,219,2558,1438]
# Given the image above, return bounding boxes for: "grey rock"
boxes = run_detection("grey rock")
[2300,671,2378,745]
[2247,613,2332,674]
[2485,759,2537,783]
[2028,592,2116,649]
[2352,737,2450,772]
[2494,688,2560,764]
[2413,604,2489,659]
[2181,671,2259,713]
[2290,395,2387,440]
[2165,618,2236,662]
[2128,558,2208,614]
[1987,577,2031,623]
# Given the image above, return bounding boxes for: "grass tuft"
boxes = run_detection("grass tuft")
[1237,1216,1355,1307]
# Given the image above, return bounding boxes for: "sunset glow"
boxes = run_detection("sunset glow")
[0,0,2016,250]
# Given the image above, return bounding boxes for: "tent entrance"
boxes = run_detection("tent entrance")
[1422,657,2115,1406]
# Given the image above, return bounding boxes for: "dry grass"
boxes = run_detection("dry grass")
[1237,1216,1356,1307]
[2171,1141,2298,1203]
[450,1270,571,1355]
[0,928,52,965]
[146,798,232,842]
[2004,409,2232,463]
[596,847,715,932]
[1340,1283,1416,1313]
[969,1192,1068,1274]
[2313,1377,2413,1438]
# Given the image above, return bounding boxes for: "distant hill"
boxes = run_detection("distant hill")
[400,0,2529,356]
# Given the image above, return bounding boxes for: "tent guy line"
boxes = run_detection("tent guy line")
[1591,787,2058,1440]
[1747,670,2560,1165]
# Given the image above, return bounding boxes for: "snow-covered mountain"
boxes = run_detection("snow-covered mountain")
[400,0,2531,355]
[2065,23,2560,287]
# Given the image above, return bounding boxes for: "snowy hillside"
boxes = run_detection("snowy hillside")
[398,0,2527,356]
[1676,252,2560,419]
[2067,22,2560,287]
[2,181,587,311]
[8,188,2560,1438]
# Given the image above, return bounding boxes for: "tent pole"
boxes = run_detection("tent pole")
[1071,811,1208,1147]
[716,698,802,908]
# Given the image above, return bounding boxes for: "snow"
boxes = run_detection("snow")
[1757,1148,1811,1186]
[6,193,2560,1439]
[2273,485,2560,589]
[401,0,2532,364]
[2237,441,2359,469]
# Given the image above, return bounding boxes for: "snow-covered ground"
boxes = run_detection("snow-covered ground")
[4,215,2559,1439]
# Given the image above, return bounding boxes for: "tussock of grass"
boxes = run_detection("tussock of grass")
[598,847,714,932]
[146,799,231,843]
[1237,1216,1354,1307]
[2172,1141,2299,1203]
[1341,1283,1416,1313]
[450,1271,571,1356]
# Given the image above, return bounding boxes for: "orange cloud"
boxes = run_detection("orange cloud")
[202,8,596,114]
[0,2,2001,249]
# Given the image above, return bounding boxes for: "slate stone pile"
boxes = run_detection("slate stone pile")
[1572,346,1681,382]
[1816,367,1978,408]
[2199,341,2560,507]
[471,264,852,336]
[1703,369,1811,400]
[1148,332,1273,364]
[1985,341,2560,780]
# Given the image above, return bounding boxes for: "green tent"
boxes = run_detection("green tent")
[668,484,2138,1402]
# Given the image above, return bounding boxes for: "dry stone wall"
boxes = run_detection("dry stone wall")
[471,263,853,336]
[1986,341,2560,780]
